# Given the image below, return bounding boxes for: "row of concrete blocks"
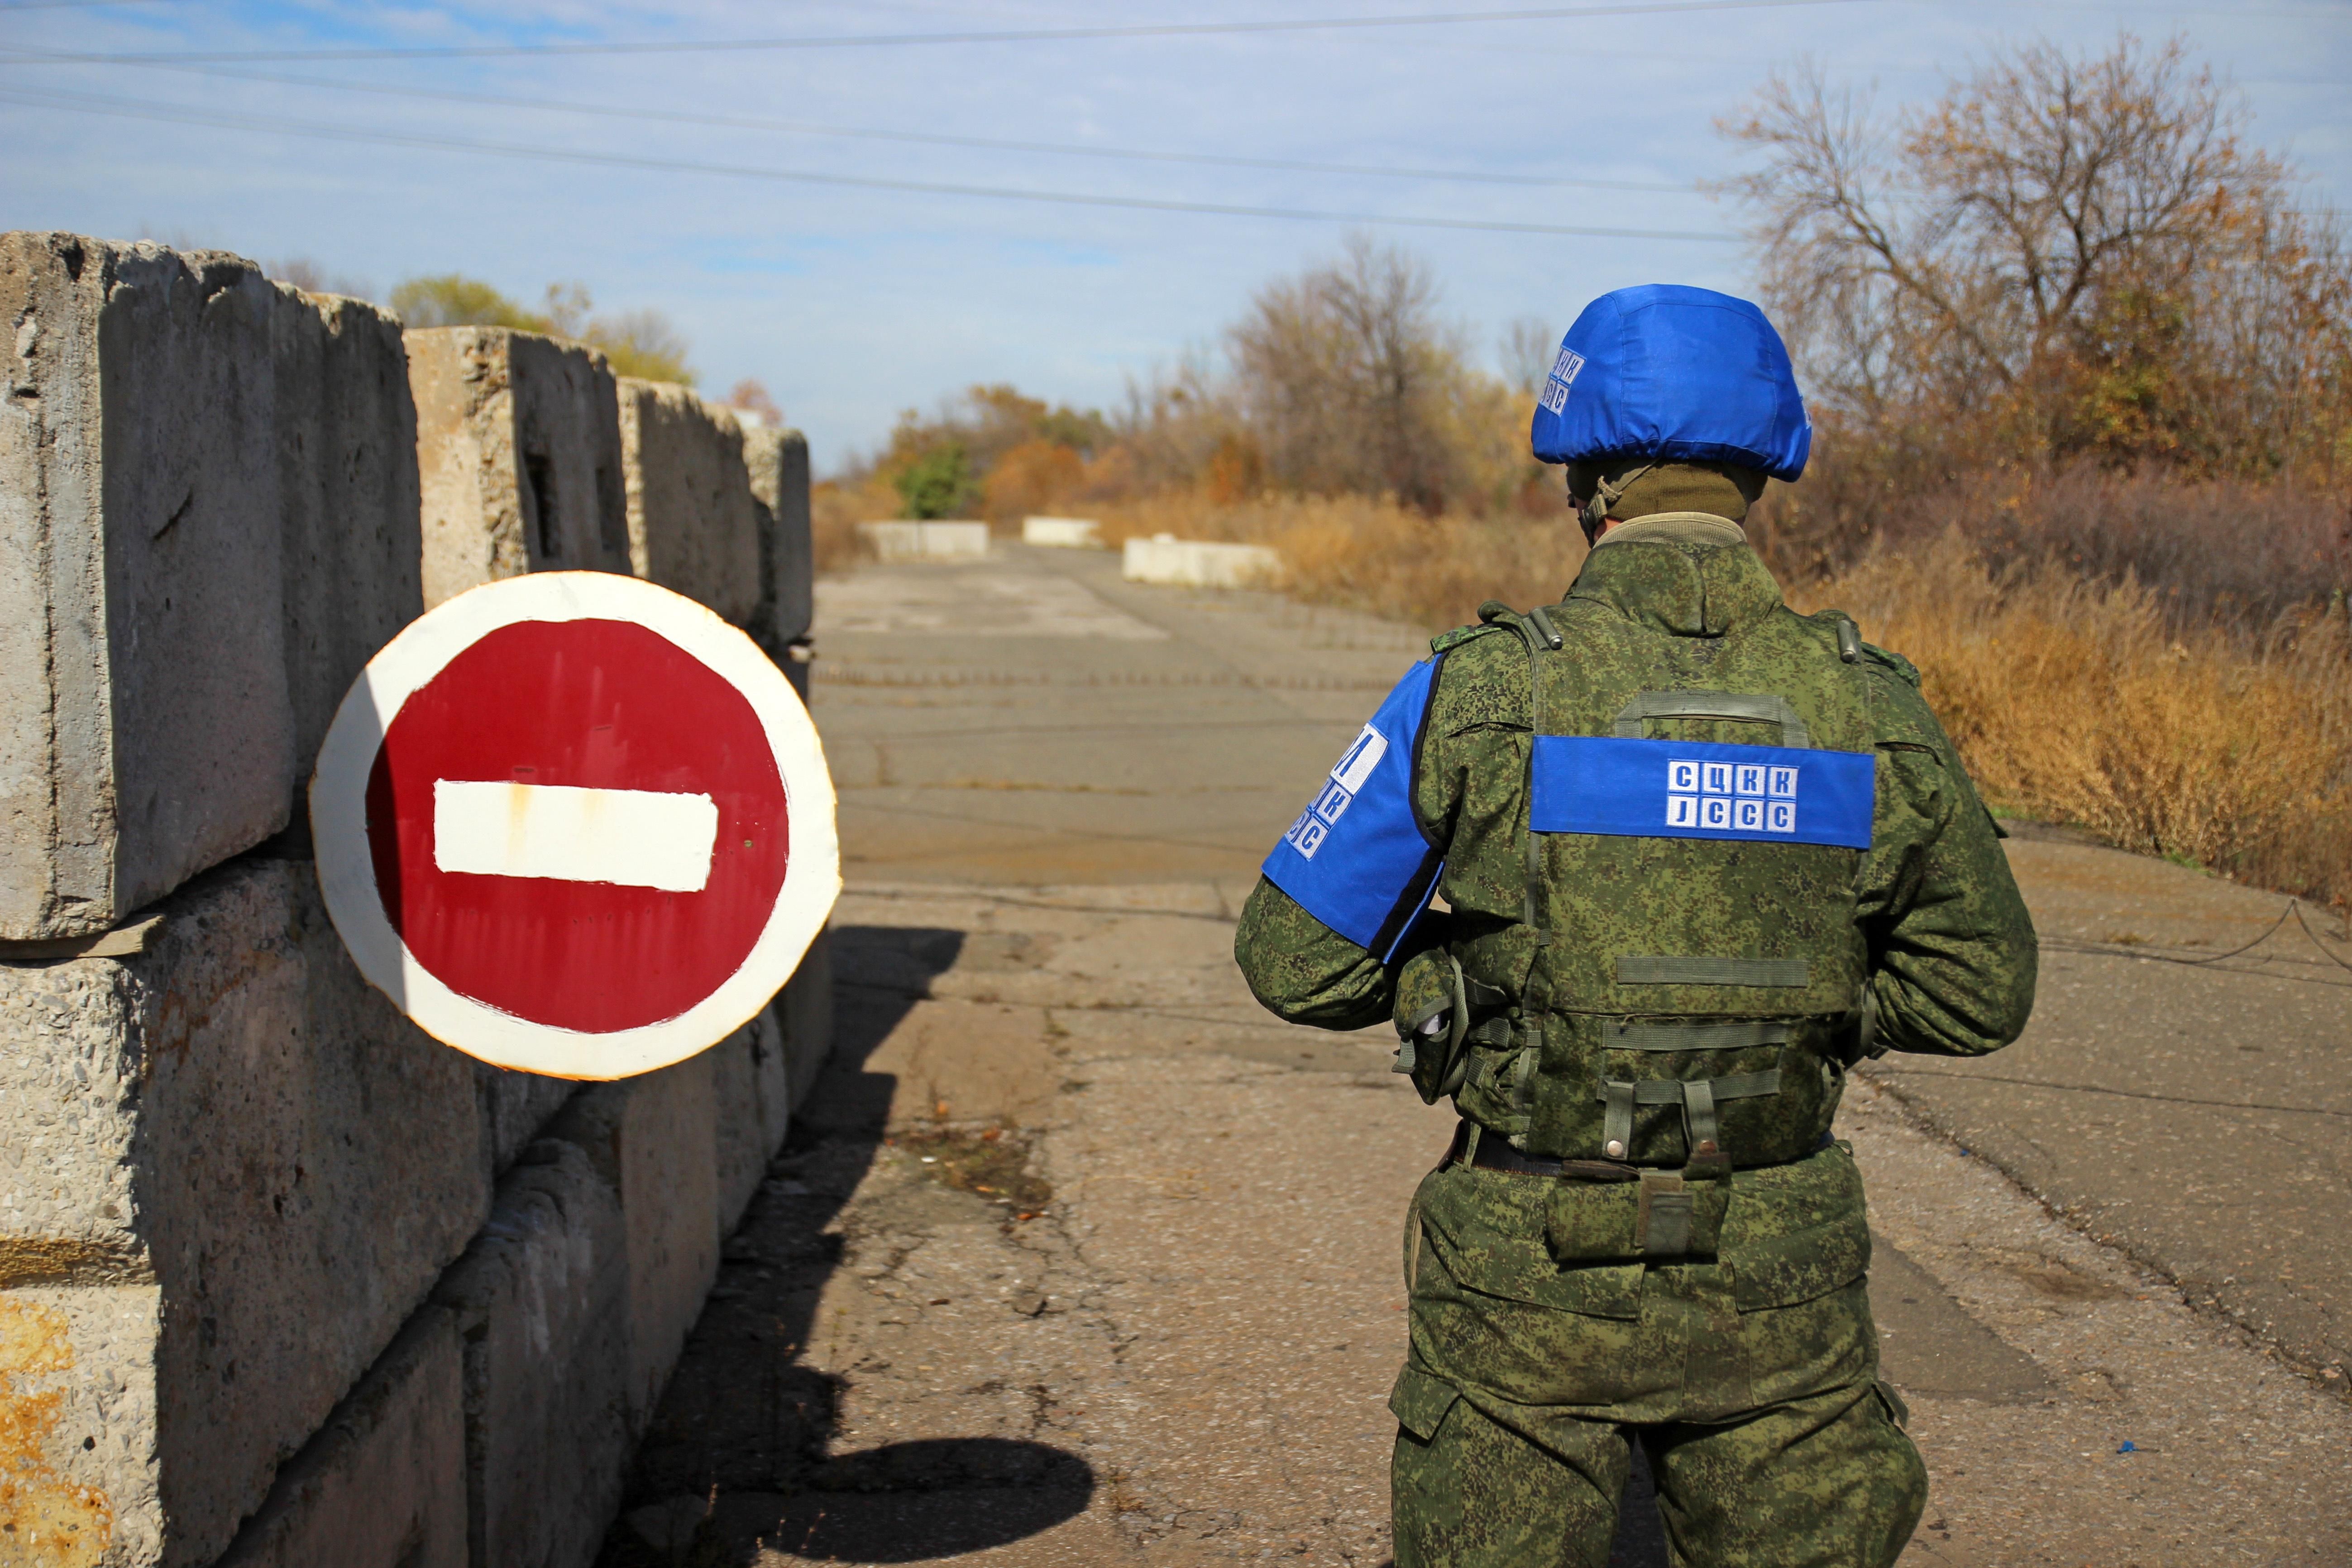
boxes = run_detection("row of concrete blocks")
[0,230,831,1564]
[1,852,833,1566]
[0,229,815,944]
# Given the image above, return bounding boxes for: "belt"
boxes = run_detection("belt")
[1445,1120,1640,1181]
[1445,1120,1834,1180]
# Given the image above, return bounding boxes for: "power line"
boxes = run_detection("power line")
[0,0,1875,62]
[27,55,1693,195]
[0,83,1741,241]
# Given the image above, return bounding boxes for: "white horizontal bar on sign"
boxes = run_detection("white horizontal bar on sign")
[432,780,719,893]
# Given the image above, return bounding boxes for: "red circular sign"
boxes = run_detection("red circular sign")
[314,572,837,1079]
[363,618,790,1033]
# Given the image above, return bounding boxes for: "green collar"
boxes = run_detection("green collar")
[1569,512,1784,637]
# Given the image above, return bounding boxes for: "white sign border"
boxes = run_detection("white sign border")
[310,571,840,1080]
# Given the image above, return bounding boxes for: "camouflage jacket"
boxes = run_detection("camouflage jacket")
[1234,513,2037,1162]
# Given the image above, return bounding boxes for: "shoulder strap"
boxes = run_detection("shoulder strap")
[1429,621,1508,657]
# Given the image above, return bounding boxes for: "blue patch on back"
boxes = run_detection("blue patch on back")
[1530,736,1874,849]
[1262,660,1442,952]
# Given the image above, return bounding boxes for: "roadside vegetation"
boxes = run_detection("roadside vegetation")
[387,273,700,383]
[820,34,2351,909]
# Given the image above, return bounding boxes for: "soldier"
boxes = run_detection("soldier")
[1233,284,2036,1567]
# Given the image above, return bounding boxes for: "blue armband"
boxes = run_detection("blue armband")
[1262,660,1442,955]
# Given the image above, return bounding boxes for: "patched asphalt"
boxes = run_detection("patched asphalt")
[595,544,2349,1567]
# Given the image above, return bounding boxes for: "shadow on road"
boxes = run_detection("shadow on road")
[595,925,1097,1566]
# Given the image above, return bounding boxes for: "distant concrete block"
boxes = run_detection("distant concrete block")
[547,1055,720,1433]
[1122,533,1282,589]
[1022,515,1103,548]
[860,520,990,562]
[432,1140,630,1568]
[405,326,630,609]
[210,1307,466,1568]
[617,380,763,625]
[0,857,489,1565]
[778,926,837,1114]
[0,232,296,940]
[743,425,814,647]
[272,288,422,789]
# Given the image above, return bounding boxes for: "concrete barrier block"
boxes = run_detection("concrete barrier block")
[272,289,422,788]
[0,858,488,1564]
[545,1054,720,1433]
[0,1283,164,1565]
[711,1025,767,1232]
[860,519,990,562]
[617,380,763,625]
[433,1140,630,1568]
[0,232,296,940]
[743,425,815,646]
[405,326,629,609]
[778,926,837,1114]
[1022,515,1102,548]
[744,1005,793,1162]
[210,1307,466,1568]
[475,1064,582,1178]
[1122,533,1282,589]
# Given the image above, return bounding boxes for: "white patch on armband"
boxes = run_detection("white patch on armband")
[1283,722,1391,861]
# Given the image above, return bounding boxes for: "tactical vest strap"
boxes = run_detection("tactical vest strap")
[1606,1019,1792,1052]
[1597,1069,1784,1166]
[1617,956,1812,987]
[1613,690,1811,749]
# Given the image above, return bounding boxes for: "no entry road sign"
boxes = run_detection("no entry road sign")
[311,572,839,1079]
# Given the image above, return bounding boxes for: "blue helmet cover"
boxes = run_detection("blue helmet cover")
[1530,284,1811,481]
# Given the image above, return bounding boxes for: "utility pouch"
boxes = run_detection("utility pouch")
[1543,1171,1729,1264]
[1392,949,1508,1106]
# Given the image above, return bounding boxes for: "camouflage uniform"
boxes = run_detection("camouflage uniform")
[1235,511,2037,1567]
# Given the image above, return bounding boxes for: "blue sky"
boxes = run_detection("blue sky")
[3,0,2346,469]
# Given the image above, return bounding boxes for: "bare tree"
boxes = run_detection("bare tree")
[1501,316,1559,401]
[1721,35,2352,475]
[1230,235,1478,513]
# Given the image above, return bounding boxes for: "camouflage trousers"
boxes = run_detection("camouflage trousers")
[1389,1143,1926,1567]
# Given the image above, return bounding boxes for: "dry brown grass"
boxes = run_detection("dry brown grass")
[1798,535,2352,908]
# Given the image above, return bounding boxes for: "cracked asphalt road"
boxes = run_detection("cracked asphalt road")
[594,547,2351,1566]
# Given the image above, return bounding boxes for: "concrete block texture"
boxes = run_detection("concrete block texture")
[209,1307,466,1568]
[404,326,629,609]
[747,1007,792,1167]
[711,1025,768,1233]
[779,926,837,1114]
[0,857,489,1565]
[546,1053,720,1433]
[0,1283,163,1567]
[474,1065,581,1179]
[0,232,296,940]
[742,425,814,645]
[432,1140,630,1568]
[272,289,422,787]
[616,379,763,625]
